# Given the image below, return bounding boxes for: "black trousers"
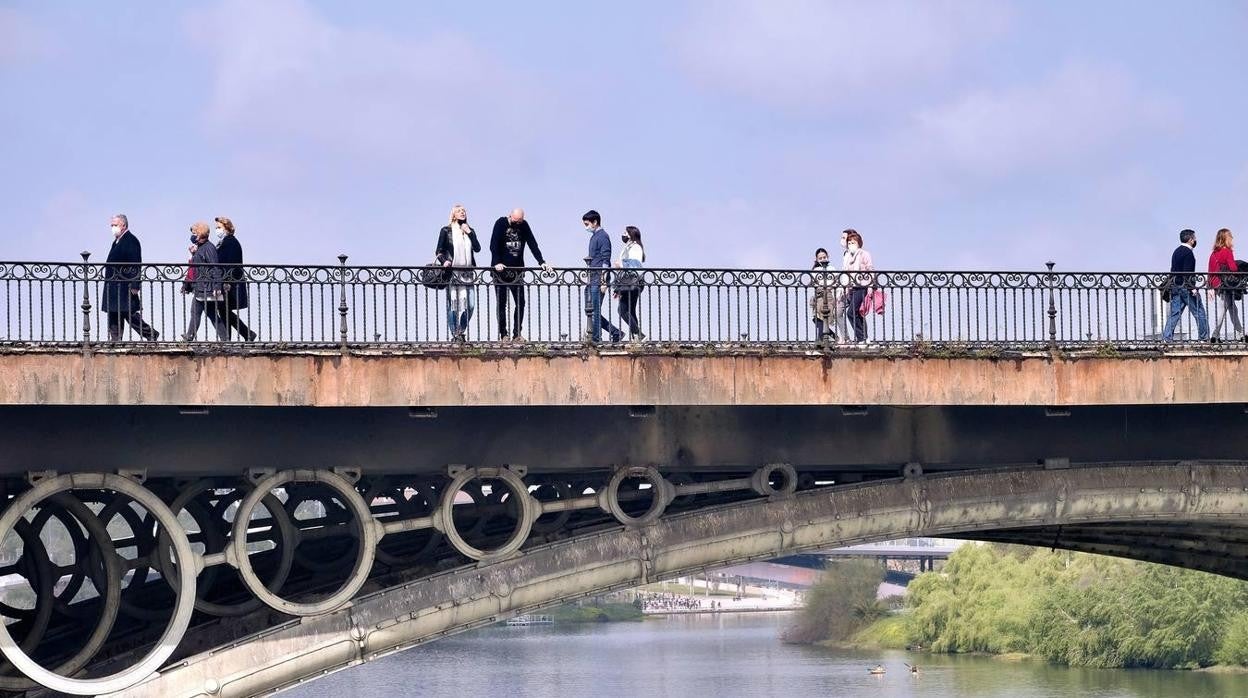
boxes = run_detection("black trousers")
[106,309,158,341]
[847,287,869,342]
[494,276,526,338]
[617,288,643,335]
[218,307,255,340]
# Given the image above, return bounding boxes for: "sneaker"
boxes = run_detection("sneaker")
[610,330,624,343]
[512,334,526,343]
[245,330,258,342]
[630,331,646,342]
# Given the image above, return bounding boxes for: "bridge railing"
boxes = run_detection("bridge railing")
[0,260,1240,349]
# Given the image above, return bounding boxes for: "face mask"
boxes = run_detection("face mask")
[110,225,121,235]
[190,234,199,244]
[214,228,225,241]
[847,244,860,253]
[816,261,828,267]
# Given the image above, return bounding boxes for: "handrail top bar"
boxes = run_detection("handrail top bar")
[0,260,1241,276]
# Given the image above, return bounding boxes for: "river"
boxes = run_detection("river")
[285,611,1248,697]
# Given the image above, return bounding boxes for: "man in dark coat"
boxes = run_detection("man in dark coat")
[213,216,256,341]
[102,214,158,341]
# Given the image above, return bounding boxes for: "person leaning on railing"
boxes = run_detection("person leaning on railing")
[841,229,874,343]
[489,208,551,343]
[436,204,480,342]
[1208,227,1246,344]
[809,247,837,343]
[102,213,159,341]
[1161,228,1210,342]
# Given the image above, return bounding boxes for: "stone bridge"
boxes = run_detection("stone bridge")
[0,347,1245,696]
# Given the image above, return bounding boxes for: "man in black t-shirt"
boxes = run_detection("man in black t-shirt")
[489,208,552,341]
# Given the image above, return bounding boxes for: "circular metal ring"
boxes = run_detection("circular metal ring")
[231,470,377,617]
[751,464,799,497]
[162,480,297,617]
[0,473,197,696]
[0,493,125,691]
[433,468,537,561]
[599,466,672,526]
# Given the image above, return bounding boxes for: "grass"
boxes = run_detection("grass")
[546,602,644,623]
[838,615,911,650]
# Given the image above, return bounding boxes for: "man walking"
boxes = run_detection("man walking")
[1162,229,1211,342]
[102,214,159,341]
[489,208,551,342]
[582,210,623,343]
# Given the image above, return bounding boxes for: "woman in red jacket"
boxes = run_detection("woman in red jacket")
[1209,228,1245,343]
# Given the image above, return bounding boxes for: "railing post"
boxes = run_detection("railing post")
[337,254,349,352]
[1046,261,1058,350]
[80,251,92,355]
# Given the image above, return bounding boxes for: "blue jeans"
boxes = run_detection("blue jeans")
[1161,287,1209,341]
[584,281,621,341]
[445,285,475,337]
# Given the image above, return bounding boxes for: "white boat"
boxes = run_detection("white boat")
[505,614,554,626]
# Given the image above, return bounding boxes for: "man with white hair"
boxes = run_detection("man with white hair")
[489,208,551,342]
[102,214,159,341]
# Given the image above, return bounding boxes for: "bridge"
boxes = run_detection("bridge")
[1,260,1247,696]
[777,538,961,574]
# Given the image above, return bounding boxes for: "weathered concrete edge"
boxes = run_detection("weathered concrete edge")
[115,463,1248,698]
[4,353,1248,407]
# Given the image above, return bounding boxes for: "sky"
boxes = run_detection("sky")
[2,0,1246,271]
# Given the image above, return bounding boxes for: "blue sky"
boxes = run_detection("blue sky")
[2,0,1246,271]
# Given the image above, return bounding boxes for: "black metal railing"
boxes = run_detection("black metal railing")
[0,258,1243,350]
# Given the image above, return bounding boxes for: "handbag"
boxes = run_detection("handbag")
[858,289,886,316]
[418,257,451,291]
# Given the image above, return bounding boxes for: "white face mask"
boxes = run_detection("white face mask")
[847,243,860,254]
[110,225,121,235]
[214,227,225,241]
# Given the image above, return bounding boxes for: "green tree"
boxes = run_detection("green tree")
[783,560,883,644]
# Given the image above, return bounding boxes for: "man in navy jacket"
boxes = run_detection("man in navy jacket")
[582,210,623,343]
[1161,228,1210,341]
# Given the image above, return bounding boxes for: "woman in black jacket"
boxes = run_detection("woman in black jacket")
[214,217,257,341]
[436,204,480,341]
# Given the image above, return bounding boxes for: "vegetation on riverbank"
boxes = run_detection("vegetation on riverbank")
[547,601,644,623]
[791,544,1248,670]
[782,560,885,644]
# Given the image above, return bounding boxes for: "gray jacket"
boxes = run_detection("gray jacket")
[188,240,224,300]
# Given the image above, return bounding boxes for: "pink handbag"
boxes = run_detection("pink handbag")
[858,289,886,316]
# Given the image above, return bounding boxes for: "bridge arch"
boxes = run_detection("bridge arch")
[118,462,1248,698]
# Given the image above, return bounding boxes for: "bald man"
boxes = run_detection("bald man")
[489,208,551,341]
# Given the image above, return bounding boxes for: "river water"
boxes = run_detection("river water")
[285,611,1248,697]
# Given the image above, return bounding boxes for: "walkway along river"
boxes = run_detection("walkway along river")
[285,612,1248,697]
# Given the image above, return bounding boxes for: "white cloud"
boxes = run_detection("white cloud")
[675,0,1012,111]
[184,0,556,165]
[901,62,1179,177]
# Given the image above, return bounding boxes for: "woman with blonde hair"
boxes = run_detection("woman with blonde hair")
[1208,227,1245,343]
[435,204,480,342]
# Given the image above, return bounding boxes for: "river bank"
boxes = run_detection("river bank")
[796,545,1248,673]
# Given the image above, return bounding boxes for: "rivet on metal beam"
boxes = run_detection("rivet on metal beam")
[629,405,656,418]
[409,407,438,419]
[841,406,868,416]
[1045,407,1072,417]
